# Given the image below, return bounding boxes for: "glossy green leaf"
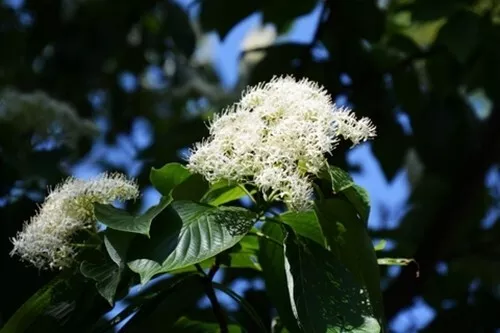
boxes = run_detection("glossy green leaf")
[258,222,301,333]
[149,162,192,197]
[95,196,171,236]
[283,230,381,333]
[128,201,256,284]
[80,259,121,306]
[170,235,261,274]
[201,180,247,206]
[315,198,384,329]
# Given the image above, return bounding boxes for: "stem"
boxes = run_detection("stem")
[248,231,283,247]
[197,262,228,333]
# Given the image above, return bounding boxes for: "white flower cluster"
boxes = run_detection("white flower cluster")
[188,76,376,211]
[10,173,139,270]
[0,89,98,148]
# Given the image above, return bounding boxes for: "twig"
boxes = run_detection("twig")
[196,263,228,333]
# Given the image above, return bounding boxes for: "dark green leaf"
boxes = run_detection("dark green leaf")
[128,201,256,284]
[104,229,136,266]
[344,185,371,225]
[314,199,384,329]
[283,230,381,333]
[149,162,192,197]
[325,165,354,193]
[437,10,480,63]
[95,196,171,236]
[172,173,210,202]
[201,180,247,206]
[80,259,121,306]
[258,222,301,333]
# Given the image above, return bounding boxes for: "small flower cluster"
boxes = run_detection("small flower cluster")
[10,173,139,270]
[0,89,98,148]
[188,76,376,211]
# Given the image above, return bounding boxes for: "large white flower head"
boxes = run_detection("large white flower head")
[188,76,376,211]
[10,173,139,270]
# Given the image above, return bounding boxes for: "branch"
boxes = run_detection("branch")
[196,263,228,333]
[383,105,500,319]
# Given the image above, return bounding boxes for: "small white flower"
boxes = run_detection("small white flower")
[10,173,139,270]
[188,76,376,211]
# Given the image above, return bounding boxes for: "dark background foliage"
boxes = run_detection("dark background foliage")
[1,0,500,331]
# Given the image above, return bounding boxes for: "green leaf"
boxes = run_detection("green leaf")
[170,317,243,333]
[283,230,381,333]
[314,199,384,329]
[149,162,192,197]
[325,166,354,193]
[80,259,121,306]
[258,222,301,333]
[322,166,371,224]
[279,210,325,247]
[201,180,247,206]
[437,10,480,64]
[0,277,63,333]
[344,185,371,225]
[95,196,171,236]
[199,0,261,39]
[104,229,136,266]
[170,235,261,274]
[373,240,387,252]
[172,173,210,202]
[165,1,196,57]
[213,282,268,332]
[128,201,256,284]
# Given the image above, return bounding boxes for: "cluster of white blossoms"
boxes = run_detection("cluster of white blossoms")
[0,89,98,148]
[188,76,376,211]
[10,173,139,270]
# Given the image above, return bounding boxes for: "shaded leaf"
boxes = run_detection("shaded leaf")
[80,259,121,306]
[283,230,381,333]
[314,199,384,328]
[437,10,480,63]
[258,222,301,333]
